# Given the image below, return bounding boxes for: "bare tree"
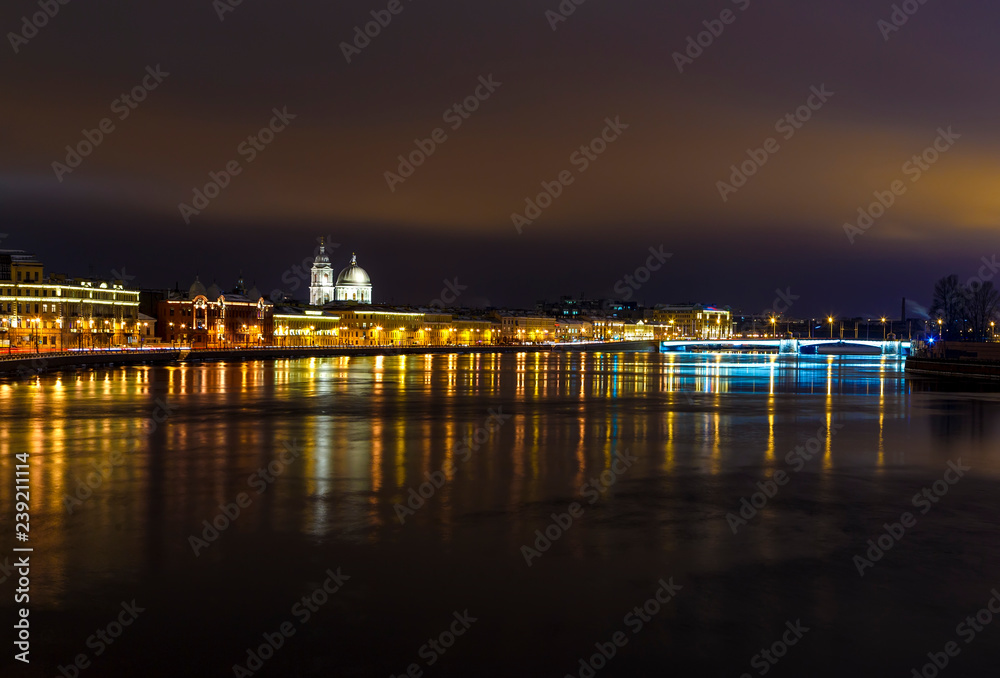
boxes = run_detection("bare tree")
[930,274,966,339]
[964,281,1000,342]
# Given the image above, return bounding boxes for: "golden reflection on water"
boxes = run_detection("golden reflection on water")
[0,352,915,601]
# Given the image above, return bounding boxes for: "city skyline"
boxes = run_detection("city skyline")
[0,233,986,322]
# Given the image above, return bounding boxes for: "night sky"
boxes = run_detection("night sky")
[2,0,997,317]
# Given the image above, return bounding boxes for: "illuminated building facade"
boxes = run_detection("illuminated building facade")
[308,238,337,306]
[334,254,373,304]
[555,320,593,342]
[274,308,340,346]
[156,279,274,347]
[500,316,557,343]
[645,305,732,339]
[0,249,140,349]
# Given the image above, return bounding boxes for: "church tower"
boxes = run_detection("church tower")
[309,237,336,306]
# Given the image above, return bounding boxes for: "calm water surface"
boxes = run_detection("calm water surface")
[2,353,999,677]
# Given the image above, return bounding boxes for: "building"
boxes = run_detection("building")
[0,249,141,350]
[308,238,337,306]
[500,316,557,343]
[645,304,732,339]
[554,319,592,342]
[273,307,340,346]
[334,254,372,304]
[156,278,274,347]
[538,296,640,320]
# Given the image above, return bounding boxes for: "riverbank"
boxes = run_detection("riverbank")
[905,356,1000,381]
[0,340,660,376]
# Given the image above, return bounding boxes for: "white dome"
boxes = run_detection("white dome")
[336,254,371,287]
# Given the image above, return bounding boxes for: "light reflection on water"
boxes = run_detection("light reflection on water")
[1,352,999,610]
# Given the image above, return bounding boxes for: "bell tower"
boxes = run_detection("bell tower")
[308,237,336,306]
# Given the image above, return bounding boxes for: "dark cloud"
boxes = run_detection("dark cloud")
[2,0,997,315]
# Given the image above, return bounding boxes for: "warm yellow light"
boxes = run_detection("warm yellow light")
[828,317,834,323]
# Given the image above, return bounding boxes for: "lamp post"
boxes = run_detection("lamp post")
[991,321,996,342]
[769,316,777,339]
[937,318,943,341]
[828,316,834,339]
[881,317,887,340]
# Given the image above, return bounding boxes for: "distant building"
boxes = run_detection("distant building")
[308,238,336,306]
[501,316,556,343]
[538,296,640,320]
[334,254,372,304]
[645,304,732,339]
[156,277,273,347]
[0,248,140,350]
[308,238,372,306]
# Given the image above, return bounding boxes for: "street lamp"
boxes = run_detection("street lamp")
[881,317,887,340]
[937,318,943,341]
[769,316,777,339]
[828,316,835,339]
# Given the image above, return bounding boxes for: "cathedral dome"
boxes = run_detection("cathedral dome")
[336,254,371,287]
[206,282,223,299]
[189,276,207,298]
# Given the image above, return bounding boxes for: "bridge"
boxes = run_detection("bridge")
[659,338,911,355]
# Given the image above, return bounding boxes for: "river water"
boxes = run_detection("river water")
[2,352,999,677]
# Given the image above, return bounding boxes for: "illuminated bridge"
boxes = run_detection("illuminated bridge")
[659,339,912,355]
